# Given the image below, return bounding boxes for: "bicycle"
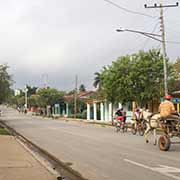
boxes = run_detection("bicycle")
[114,116,127,133]
[131,119,146,136]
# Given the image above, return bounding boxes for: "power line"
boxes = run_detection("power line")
[141,21,160,49]
[160,26,180,43]
[103,0,157,18]
[157,42,161,49]
[166,41,180,44]
[166,26,180,36]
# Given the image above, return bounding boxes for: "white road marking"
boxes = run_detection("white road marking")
[124,159,180,180]
[47,127,58,130]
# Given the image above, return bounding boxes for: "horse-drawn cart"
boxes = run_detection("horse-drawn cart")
[142,110,180,151]
[158,117,180,151]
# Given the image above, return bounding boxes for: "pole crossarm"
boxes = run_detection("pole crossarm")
[145,2,178,8]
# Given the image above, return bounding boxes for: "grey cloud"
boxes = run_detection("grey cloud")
[0,0,179,90]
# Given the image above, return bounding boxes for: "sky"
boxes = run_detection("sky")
[0,0,179,91]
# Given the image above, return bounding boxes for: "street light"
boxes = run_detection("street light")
[116,27,126,32]
[116,27,168,95]
[116,28,162,42]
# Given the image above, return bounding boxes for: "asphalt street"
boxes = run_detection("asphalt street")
[1,106,180,180]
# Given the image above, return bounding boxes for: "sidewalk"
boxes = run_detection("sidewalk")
[0,135,56,180]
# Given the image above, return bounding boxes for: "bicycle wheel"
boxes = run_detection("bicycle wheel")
[131,124,137,135]
[138,126,144,136]
[115,123,120,132]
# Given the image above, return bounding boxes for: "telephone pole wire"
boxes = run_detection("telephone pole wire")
[145,2,179,96]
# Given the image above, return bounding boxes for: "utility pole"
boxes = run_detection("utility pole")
[42,73,48,89]
[145,2,178,96]
[160,5,168,96]
[74,75,78,119]
[24,85,28,111]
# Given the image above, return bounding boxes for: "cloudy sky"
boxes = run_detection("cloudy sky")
[0,0,179,91]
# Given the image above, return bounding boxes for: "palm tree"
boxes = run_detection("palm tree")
[93,72,101,89]
[79,84,86,92]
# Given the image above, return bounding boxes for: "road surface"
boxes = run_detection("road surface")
[1,106,180,180]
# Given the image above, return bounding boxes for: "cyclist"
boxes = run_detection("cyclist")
[115,108,125,121]
[135,108,141,121]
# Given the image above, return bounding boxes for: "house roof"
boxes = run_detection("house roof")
[64,91,95,101]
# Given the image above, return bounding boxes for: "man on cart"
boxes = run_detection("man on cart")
[159,95,180,132]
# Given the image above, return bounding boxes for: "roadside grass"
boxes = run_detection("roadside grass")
[0,128,10,135]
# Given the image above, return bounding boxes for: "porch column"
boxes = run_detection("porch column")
[52,106,54,115]
[62,109,65,116]
[87,103,90,120]
[66,103,69,117]
[54,106,57,114]
[100,102,104,121]
[93,102,97,120]
[109,103,113,122]
[59,105,61,115]
[177,103,180,113]
[118,103,122,109]
[104,102,109,121]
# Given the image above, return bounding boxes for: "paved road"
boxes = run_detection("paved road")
[1,106,180,180]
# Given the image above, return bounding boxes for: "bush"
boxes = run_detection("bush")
[68,113,86,119]
[82,110,87,119]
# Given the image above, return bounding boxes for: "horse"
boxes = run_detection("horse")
[141,110,161,145]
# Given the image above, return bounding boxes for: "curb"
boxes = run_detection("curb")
[0,120,89,180]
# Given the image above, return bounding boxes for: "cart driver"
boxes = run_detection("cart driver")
[158,95,180,132]
[159,95,176,118]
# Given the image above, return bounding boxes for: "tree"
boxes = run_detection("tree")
[68,89,76,95]
[0,64,13,103]
[36,88,65,106]
[97,49,177,106]
[173,57,180,75]
[93,67,107,89]
[79,84,86,92]
[93,72,101,89]
[26,85,38,97]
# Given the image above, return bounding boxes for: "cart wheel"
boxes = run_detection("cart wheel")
[158,135,171,151]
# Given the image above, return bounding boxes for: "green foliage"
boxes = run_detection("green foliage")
[93,67,107,89]
[67,98,86,115]
[68,89,76,95]
[0,128,10,135]
[36,88,65,106]
[173,57,180,74]
[93,72,101,88]
[96,49,177,105]
[79,84,86,92]
[26,85,38,97]
[28,95,41,107]
[0,64,13,103]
